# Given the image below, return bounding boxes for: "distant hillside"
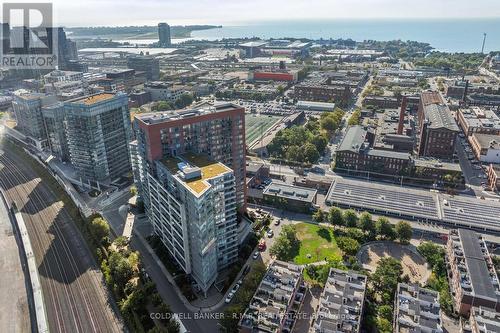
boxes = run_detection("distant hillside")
[66,25,221,39]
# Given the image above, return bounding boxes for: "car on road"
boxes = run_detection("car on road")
[252,251,260,260]
[267,230,274,238]
[225,292,234,303]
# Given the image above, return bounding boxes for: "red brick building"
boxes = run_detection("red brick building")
[134,102,247,207]
[417,91,459,159]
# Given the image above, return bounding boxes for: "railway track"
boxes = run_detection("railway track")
[0,146,123,333]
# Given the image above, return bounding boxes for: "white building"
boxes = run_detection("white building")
[470,133,500,163]
[145,153,239,293]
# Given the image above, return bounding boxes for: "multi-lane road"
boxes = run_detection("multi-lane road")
[0,142,123,333]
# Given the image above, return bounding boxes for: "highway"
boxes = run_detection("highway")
[0,143,123,333]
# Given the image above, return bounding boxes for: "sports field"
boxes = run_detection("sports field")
[245,114,282,145]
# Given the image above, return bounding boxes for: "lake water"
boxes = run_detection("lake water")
[191,19,500,53]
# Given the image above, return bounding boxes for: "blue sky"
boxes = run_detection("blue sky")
[20,0,500,26]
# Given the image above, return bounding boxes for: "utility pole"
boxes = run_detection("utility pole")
[481,33,487,54]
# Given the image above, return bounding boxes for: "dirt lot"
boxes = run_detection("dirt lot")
[357,241,431,283]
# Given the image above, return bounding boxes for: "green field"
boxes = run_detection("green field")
[293,223,342,265]
[245,114,282,145]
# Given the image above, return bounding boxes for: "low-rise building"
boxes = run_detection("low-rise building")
[127,55,160,81]
[469,133,500,163]
[413,159,463,185]
[456,107,500,136]
[239,260,305,333]
[295,79,353,107]
[296,100,336,113]
[363,95,400,109]
[313,269,367,333]
[335,125,411,175]
[446,229,500,316]
[393,283,443,333]
[249,69,298,83]
[468,306,500,333]
[487,164,500,191]
[144,81,187,102]
[263,181,317,213]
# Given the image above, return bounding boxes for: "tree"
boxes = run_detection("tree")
[302,142,320,164]
[337,237,360,256]
[311,134,328,153]
[395,221,412,244]
[320,116,337,132]
[155,100,174,111]
[130,185,138,196]
[286,145,304,162]
[313,209,326,223]
[343,209,358,228]
[348,109,361,126]
[377,317,392,333]
[358,212,375,236]
[375,217,395,240]
[108,251,134,291]
[377,305,393,322]
[371,257,403,305]
[174,93,194,109]
[90,217,110,244]
[269,225,298,261]
[328,207,344,229]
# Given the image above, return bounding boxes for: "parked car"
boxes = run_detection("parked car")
[253,251,260,259]
[274,219,281,226]
[225,292,234,303]
[232,284,240,293]
[267,230,274,238]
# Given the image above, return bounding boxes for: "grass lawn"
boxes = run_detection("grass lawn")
[293,223,342,265]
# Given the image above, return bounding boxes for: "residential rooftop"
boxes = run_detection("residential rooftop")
[160,153,231,195]
[313,269,367,333]
[69,93,116,106]
[135,102,242,125]
[394,283,442,333]
[469,306,500,333]
[449,229,500,303]
[240,260,304,333]
[263,181,317,203]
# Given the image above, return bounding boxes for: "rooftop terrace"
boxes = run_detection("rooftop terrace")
[69,93,116,106]
[161,153,231,195]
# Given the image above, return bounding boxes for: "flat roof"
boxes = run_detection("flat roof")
[263,181,317,202]
[414,159,462,172]
[325,176,500,232]
[472,133,500,150]
[69,93,115,106]
[161,154,231,195]
[239,41,267,48]
[458,229,499,301]
[296,100,336,109]
[136,102,243,125]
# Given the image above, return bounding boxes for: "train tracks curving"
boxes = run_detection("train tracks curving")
[0,146,123,333]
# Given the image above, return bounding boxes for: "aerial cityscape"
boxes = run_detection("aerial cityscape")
[2,1,500,333]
